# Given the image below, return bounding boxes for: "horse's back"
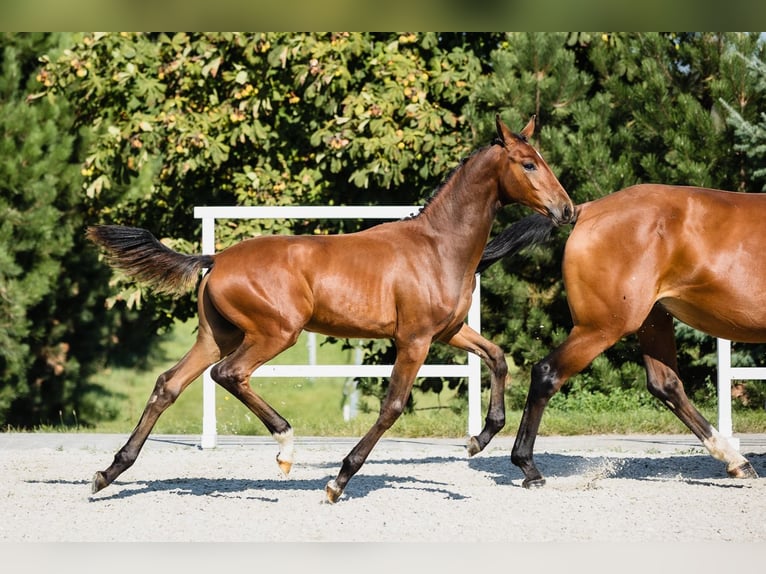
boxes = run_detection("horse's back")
[572,183,766,252]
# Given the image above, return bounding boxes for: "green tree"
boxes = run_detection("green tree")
[0,32,114,427]
[41,33,497,319]
[463,33,597,404]
[718,37,766,192]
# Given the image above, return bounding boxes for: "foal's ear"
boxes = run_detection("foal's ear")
[495,114,536,145]
[520,115,536,140]
[495,114,515,145]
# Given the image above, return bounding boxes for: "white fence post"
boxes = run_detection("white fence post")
[716,338,766,451]
[194,206,483,449]
[199,216,217,449]
[716,338,735,444]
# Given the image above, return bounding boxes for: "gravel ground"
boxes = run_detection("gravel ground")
[2,432,766,548]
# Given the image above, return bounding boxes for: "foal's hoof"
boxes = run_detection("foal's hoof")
[325,479,343,503]
[728,461,759,479]
[276,455,292,476]
[91,471,109,494]
[466,436,482,457]
[521,477,546,489]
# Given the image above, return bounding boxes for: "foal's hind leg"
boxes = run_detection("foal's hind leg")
[91,328,230,493]
[637,305,758,479]
[209,332,301,475]
[92,280,242,494]
[441,324,508,456]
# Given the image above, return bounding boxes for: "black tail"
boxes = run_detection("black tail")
[476,213,557,273]
[87,225,214,295]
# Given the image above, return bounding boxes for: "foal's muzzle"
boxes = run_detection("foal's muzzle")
[548,203,576,226]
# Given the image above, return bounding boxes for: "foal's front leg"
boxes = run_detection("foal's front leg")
[442,323,508,456]
[325,340,430,503]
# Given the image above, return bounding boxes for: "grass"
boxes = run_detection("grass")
[79,320,766,437]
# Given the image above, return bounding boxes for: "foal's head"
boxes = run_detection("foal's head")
[494,115,574,225]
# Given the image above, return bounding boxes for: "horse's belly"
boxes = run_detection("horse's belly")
[305,296,397,339]
[661,296,766,343]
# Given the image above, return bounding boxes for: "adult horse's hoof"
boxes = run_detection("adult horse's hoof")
[325,479,343,503]
[91,471,109,494]
[276,455,292,476]
[728,461,759,479]
[466,436,482,457]
[521,477,546,489]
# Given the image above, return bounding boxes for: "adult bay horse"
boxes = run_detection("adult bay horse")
[478,183,762,487]
[87,115,575,502]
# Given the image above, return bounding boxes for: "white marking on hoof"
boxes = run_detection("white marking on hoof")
[273,428,295,475]
[325,479,343,503]
[703,428,750,470]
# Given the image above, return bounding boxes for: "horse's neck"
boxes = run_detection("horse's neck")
[419,148,500,256]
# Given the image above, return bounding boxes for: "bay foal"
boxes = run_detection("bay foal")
[88,115,574,502]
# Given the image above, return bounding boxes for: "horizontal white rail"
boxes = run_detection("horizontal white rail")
[194,205,421,220]
[249,364,474,378]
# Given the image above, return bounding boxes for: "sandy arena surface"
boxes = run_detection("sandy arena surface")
[2,431,766,549]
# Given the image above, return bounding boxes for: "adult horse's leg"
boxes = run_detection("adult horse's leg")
[325,339,431,503]
[209,330,301,475]
[511,326,618,487]
[441,324,508,456]
[636,305,758,478]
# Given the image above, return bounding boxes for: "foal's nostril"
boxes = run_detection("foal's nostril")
[563,205,572,221]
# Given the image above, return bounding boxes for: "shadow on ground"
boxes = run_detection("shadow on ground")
[28,451,765,502]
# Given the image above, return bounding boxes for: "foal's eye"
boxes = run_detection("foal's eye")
[522,162,536,172]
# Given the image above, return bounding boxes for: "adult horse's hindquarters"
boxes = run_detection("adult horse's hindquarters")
[479,183,762,487]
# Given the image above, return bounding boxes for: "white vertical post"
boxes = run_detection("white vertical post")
[200,217,217,449]
[716,338,734,440]
[307,332,317,383]
[716,336,766,450]
[200,368,217,449]
[467,276,482,437]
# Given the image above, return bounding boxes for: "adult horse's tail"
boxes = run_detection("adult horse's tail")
[476,213,558,273]
[87,225,214,295]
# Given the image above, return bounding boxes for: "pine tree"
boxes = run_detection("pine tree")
[718,37,766,192]
[0,33,112,427]
[463,33,596,401]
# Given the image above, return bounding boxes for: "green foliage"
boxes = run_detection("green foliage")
[6,32,766,430]
[0,32,114,427]
[718,39,766,192]
[40,32,495,317]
